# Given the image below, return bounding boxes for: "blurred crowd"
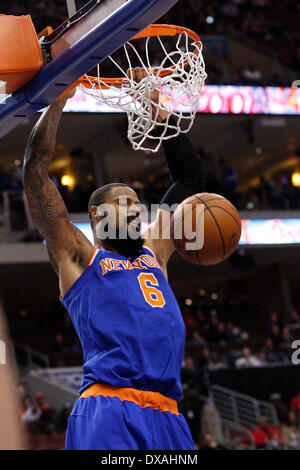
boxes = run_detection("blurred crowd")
[249,390,300,450]
[161,0,300,72]
[18,386,71,435]
[16,384,71,449]
[237,174,300,211]
[16,379,300,449]
[181,295,300,374]
[10,289,300,372]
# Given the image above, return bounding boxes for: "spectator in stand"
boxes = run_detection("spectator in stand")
[252,416,283,450]
[6,167,23,193]
[199,347,213,369]
[195,308,206,328]
[20,397,42,426]
[207,314,220,342]
[270,324,282,348]
[290,389,300,421]
[240,329,250,343]
[235,347,261,368]
[242,65,263,86]
[201,433,226,451]
[225,321,241,343]
[263,338,280,363]
[209,351,228,370]
[179,386,203,449]
[32,391,56,434]
[51,332,67,354]
[181,356,202,391]
[256,350,268,367]
[189,330,207,347]
[270,393,289,425]
[282,411,300,449]
[280,326,294,350]
[35,391,49,410]
[182,306,199,333]
[265,312,282,335]
[215,322,228,345]
[199,347,228,371]
[288,310,300,331]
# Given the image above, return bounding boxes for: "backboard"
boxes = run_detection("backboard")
[0,0,180,139]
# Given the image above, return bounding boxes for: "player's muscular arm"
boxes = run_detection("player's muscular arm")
[146,126,208,269]
[130,68,207,268]
[23,94,94,291]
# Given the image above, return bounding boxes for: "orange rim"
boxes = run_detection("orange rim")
[77,24,202,89]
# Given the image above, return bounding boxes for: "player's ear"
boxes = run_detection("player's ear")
[90,205,99,224]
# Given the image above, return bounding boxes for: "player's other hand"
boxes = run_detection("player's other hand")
[127,67,168,123]
[127,67,148,84]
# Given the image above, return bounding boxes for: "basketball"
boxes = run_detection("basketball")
[171,193,241,265]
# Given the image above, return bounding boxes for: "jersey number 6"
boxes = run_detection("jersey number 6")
[137,273,166,308]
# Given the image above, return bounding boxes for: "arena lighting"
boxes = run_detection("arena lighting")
[185,299,193,306]
[61,174,75,188]
[292,172,300,187]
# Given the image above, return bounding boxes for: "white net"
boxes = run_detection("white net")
[79,28,207,153]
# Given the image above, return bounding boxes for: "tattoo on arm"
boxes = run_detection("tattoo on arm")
[23,99,88,267]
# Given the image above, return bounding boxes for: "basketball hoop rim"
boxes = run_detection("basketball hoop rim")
[77,24,202,89]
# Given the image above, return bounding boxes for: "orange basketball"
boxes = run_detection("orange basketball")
[170,193,241,265]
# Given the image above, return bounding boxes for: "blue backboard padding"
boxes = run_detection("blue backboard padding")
[0,0,179,139]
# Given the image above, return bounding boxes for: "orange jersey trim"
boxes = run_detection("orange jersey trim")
[87,247,98,266]
[143,244,156,258]
[80,383,179,415]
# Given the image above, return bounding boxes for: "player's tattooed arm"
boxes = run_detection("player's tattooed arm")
[23,94,93,275]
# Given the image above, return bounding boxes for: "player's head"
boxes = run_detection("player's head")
[88,183,144,257]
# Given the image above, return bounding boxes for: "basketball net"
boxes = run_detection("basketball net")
[78,25,207,153]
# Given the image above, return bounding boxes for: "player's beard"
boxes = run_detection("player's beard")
[105,225,144,258]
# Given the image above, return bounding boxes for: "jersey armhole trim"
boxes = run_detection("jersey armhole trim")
[87,247,99,266]
[59,247,99,302]
[143,244,156,258]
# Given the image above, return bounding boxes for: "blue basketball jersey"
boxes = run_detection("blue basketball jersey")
[61,245,186,401]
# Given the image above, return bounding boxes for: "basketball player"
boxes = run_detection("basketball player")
[23,69,207,450]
